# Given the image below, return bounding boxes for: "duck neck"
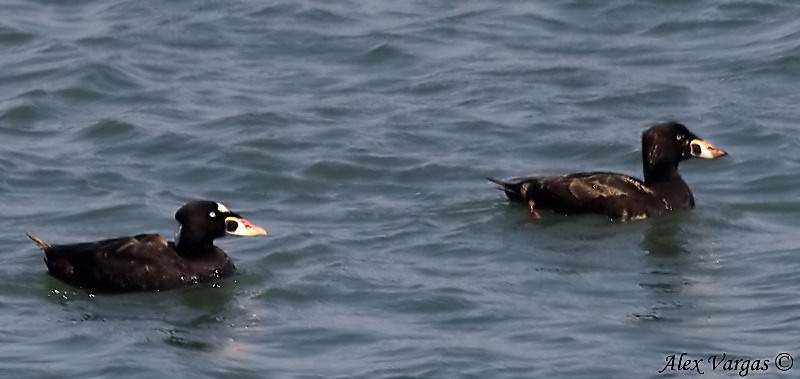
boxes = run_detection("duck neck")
[644,163,694,209]
[174,229,216,257]
[643,162,680,186]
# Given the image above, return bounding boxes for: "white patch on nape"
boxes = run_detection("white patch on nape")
[174,224,183,246]
[216,202,231,213]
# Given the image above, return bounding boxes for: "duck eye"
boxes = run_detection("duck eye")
[209,211,216,218]
[676,135,684,141]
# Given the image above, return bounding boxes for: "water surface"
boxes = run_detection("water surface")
[2,1,800,378]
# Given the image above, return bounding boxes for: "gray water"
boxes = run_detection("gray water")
[2,1,800,378]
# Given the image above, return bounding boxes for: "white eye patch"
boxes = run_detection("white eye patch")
[216,202,231,213]
[209,211,216,218]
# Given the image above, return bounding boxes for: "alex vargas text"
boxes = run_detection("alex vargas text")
[659,353,770,376]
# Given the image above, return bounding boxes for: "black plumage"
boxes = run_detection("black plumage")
[488,121,727,221]
[26,200,267,293]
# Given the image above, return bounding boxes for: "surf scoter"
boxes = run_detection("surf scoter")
[488,121,727,221]
[26,200,267,293]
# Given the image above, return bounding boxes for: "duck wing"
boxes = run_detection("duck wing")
[28,232,184,293]
[489,172,667,220]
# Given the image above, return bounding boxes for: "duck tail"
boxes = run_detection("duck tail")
[26,231,52,249]
[487,177,509,189]
[486,177,525,201]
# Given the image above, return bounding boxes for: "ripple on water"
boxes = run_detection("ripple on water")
[75,118,140,140]
[0,102,44,125]
[0,24,35,45]
[356,41,415,66]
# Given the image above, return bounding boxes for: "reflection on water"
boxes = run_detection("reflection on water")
[640,215,690,256]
